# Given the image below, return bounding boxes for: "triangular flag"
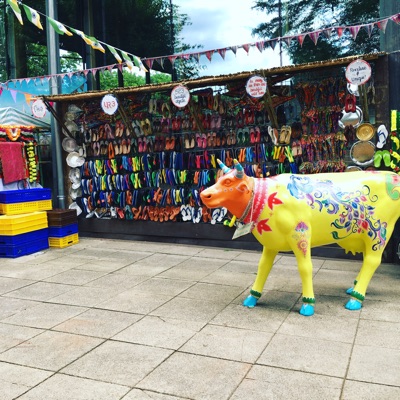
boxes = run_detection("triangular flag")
[296,34,307,47]
[47,16,73,36]
[10,89,18,102]
[22,5,43,30]
[24,93,32,104]
[192,53,200,62]
[168,55,178,65]
[106,45,122,63]
[255,41,265,52]
[6,0,23,25]
[348,25,361,40]
[377,18,389,33]
[391,14,400,25]
[218,48,227,59]
[269,38,279,50]
[230,46,238,55]
[205,51,214,62]
[120,50,134,70]
[117,63,123,73]
[362,23,375,37]
[323,28,333,39]
[335,27,345,38]
[157,57,165,69]
[135,56,148,72]
[282,36,293,46]
[309,31,320,45]
[143,58,154,70]
[242,44,250,54]
[86,36,105,53]
[70,28,93,46]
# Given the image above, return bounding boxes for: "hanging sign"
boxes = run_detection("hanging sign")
[345,59,372,85]
[101,94,118,115]
[171,85,190,108]
[31,99,47,118]
[246,75,267,98]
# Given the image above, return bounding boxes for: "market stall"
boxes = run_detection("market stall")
[41,52,390,250]
[0,107,51,190]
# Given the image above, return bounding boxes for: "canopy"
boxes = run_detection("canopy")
[0,107,51,130]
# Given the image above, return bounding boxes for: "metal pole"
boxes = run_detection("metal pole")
[46,0,65,208]
[169,0,176,81]
[278,0,282,67]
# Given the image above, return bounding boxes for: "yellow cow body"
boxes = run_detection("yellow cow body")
[200,160,400,315]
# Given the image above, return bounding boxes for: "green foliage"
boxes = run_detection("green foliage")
[252,0,380,64]
[99,70,171,90]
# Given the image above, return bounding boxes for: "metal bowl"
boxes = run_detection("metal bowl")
[350,140,375,166]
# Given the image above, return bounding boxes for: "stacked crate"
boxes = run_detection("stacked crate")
[47,209,79,248]
[0,188,52,258]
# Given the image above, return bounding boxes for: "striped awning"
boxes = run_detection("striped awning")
[0,107,50,130]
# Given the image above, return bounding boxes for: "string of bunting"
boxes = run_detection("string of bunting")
[4,0,400,91]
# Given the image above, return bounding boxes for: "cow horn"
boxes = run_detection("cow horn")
[234,159,244,179]
[217,159,231,174]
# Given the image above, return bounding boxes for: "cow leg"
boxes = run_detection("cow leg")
[345,248,382,311]
[243,247,278,308]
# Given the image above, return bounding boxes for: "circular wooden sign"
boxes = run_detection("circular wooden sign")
[345,60,372,85]
[246,75,267,98]
[171,85,190,108]
[101,94,118,115]
[31,99,47,118]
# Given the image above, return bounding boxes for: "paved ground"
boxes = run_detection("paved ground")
[0,238,400,399]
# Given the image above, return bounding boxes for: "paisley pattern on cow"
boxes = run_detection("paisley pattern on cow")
[292,221,310,257]
[287,175,386,250]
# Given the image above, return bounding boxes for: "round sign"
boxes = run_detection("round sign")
[101,94,118,115]
[345,60,372,85]
[246,75,267,98]
[31,99,47,118]
[171,85,190,108]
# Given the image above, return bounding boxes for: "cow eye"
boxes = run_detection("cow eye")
[224,178,232,186]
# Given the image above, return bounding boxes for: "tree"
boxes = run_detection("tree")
[252,0,380,65]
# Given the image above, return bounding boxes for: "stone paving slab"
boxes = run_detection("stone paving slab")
[0,237,399,399]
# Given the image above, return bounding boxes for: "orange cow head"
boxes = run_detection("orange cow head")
[200,159,253,219]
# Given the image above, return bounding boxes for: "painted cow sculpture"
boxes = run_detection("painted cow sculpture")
[200,159,400,316]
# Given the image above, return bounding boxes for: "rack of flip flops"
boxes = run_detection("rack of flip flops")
[70,89,306,224]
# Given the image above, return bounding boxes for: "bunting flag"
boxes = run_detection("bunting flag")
[87,36,106,53]
[282,36,293,46]
[143,58,154,70]
[348,25,361,40]
[297,34,307,47]
[6,0,23,25]
[363,23,374,37]
[136,56,148,72]
[120,50,134,70]
[47,16,73,36]
[323,28,333,39]
[70,28,93,46]
[230,46,238,55]
[391,14,400,25]
[255,41,264,52]
[22,5,43,30]
[242,44,250,54]
[377,18,389,33]
[268,39,278,50]
[168,55,178,65]
[218,48,227,59]
[205,51,214,62]
[308,31,320,45]
[106,44,123,63]
[336,27,345,38]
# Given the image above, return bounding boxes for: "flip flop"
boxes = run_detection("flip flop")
[373,150,382,168]
[382,150,391,167]
[376,124,388,149]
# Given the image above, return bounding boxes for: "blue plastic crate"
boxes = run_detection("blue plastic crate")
[0,228,48,246]
[0,237,49,258]
[0,188,52,204]
[48,223,78,238]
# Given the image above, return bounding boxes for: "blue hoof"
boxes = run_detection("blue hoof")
[300,304,315,316]
[243,295,258,308]
[346,287,354,295]
[345,298,362,310]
